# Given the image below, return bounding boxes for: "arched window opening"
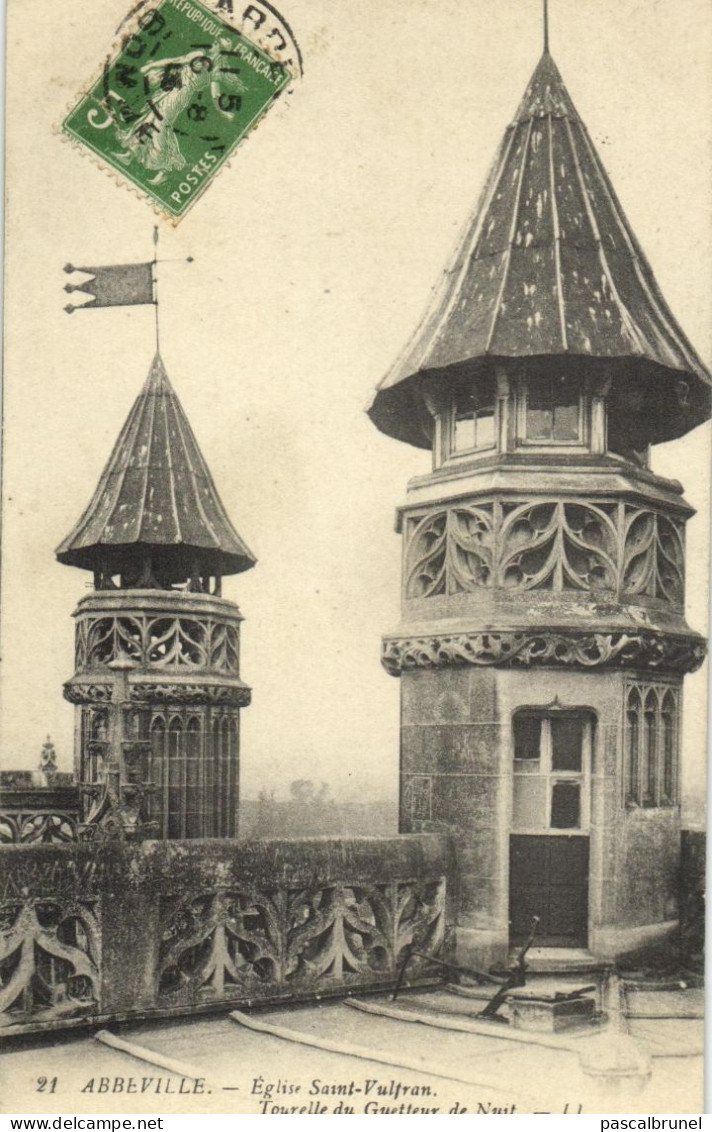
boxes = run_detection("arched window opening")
[90,710,108,741]
[626,684,679,809]
[661,692,676,805]
[148,715,166,832]
[167,717,183,838]
[643,691,658,808]
[228,718,239,837]
[204,717,219,838]
[626,689,641,806]
[83,708,109,785]
[215,716,230,837]
[185,717,202,838]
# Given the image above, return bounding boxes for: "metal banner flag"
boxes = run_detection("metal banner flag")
[64,261,155,313]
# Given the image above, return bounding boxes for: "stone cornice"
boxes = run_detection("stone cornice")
[397,470,693,532]
[381,629,706,677]
[129,682,252,707]
[73,590,243,622]
[63,678,252,707]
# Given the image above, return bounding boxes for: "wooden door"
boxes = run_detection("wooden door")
[509,834,589,947]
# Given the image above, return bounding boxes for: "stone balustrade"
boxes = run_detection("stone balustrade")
[0,835,453,1034]
[0,786,80,845]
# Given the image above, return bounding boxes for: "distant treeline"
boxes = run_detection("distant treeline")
[239,780,397,838]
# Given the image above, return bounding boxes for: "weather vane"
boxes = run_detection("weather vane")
[63,228,193,353]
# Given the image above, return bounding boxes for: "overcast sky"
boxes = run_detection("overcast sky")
[2,0,710,806]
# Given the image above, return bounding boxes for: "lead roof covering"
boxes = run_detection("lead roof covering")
[368,52,711,448]
[56,354,256,576]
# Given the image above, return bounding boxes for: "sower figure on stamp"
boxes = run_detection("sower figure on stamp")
[112,37,248,180]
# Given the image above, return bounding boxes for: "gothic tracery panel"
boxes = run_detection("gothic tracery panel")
[147,619,207,667]
[78,613,241,673]
[406,506,494,597]
[560,502,618,591]
[86,616,143,665]
[404,497,684,606]
[0,813,79,845]
[624,681,681,808]
[622,508,685,607]
[209,623,240,672]
[0,899,100,1028]
[156,879,445,1005]
[141,707,238,839]
[497,501,617,591]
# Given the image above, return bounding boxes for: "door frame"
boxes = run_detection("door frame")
[508,705,597,947]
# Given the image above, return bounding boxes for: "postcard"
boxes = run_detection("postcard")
[1,0,708,1118]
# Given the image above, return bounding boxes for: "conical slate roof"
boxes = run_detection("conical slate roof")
[56,354,256,577]
[369,51,711,448]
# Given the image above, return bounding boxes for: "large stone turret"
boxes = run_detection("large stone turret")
[370,49,709,965]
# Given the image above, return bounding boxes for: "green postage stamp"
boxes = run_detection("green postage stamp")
[63,0,292,218]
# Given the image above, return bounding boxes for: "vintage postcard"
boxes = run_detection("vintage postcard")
[1,0,709,1119]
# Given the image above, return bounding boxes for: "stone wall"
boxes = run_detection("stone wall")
[0,834,453,1035]
[680,829,705,974]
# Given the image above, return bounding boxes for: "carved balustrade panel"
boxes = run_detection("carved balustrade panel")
[209,622,240,672]
[0,812,79,845]
[623,507,685,606]
[406,506,494,597]
[157,879,445,1006]
[498,501,618,591]
[404,497,685,607]
[0,898,100,1028]
[2,838,452,1034]
[76,614,240,674]
[75,619,89,671]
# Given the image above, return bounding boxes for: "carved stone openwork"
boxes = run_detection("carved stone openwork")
[382,630,706,676]
[622,509,685,607]
[2,838,451,1033]
[72,702,241,840]
[157,879,445,1005]
[404,497,686,608]
[63,684,113,705]
[75,614,239,674]
[65,594,249,842]
[130,683,251,707]
[0,898,100,1027]
[0,813,79,845]
[406,505,494,596]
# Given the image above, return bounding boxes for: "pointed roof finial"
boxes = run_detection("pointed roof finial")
[152,226,160,354]
[543,0,550,54]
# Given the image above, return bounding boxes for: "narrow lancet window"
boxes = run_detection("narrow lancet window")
[167,717,184,838]
[185,717,202,838]
[626,685,679,809]
[626,690,641,806]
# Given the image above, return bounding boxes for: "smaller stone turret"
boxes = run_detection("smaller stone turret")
[58,353,255,840]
